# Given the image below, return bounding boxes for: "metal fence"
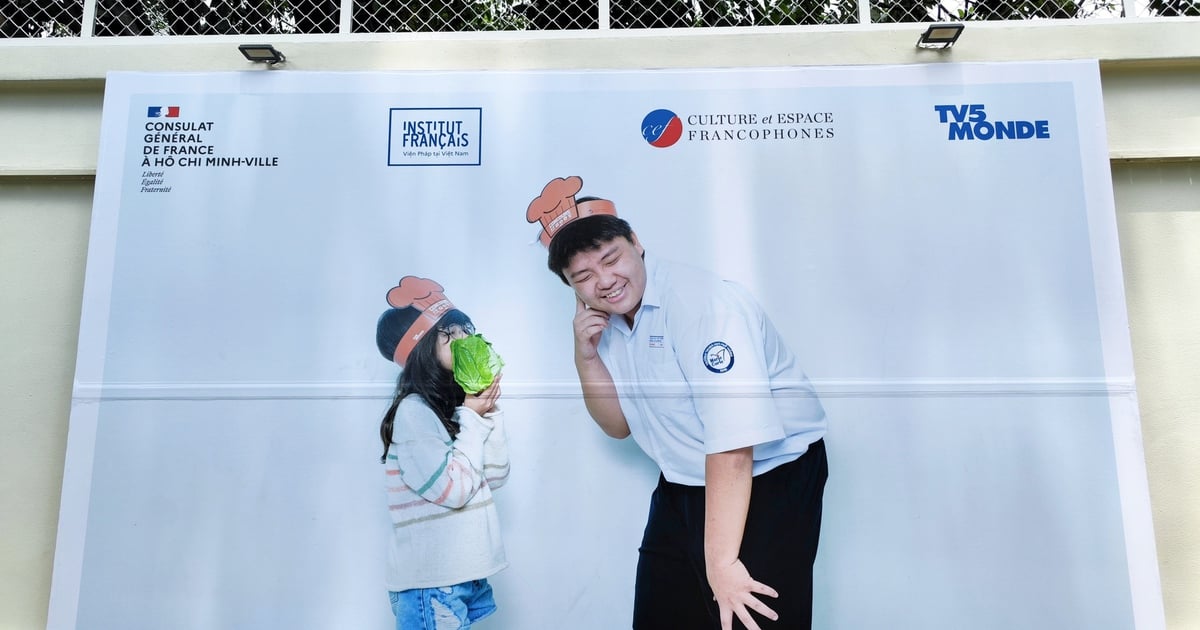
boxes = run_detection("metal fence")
[1,0,1196,38]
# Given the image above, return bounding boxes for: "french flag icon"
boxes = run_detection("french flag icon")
[147,106,180,118]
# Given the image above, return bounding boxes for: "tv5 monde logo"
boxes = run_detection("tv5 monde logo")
[934,104,1050,141]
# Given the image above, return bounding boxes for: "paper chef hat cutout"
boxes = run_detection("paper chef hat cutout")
[386,276,455,367]
[526,176,617,247]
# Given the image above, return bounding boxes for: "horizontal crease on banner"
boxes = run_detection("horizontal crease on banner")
[72,378,1137,402]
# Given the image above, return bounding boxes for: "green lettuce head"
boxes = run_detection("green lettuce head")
[450,334,505,395]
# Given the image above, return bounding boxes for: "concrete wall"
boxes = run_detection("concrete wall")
[2,19,1198,628]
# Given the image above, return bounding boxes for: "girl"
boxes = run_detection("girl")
[375,276,510,630]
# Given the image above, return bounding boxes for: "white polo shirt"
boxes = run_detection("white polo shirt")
[597,254,827,486]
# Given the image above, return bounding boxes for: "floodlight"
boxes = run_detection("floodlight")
[238,44,286,65]
[917,24,964,49]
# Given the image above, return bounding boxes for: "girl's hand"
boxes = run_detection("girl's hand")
[573,296,609,362]
[464,373,502,416]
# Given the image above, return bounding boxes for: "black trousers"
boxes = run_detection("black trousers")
[632,439,828,630]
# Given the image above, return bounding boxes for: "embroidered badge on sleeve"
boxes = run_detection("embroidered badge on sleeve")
[703,341,735,373]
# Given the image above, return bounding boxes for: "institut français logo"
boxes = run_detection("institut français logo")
[388,108,482,167]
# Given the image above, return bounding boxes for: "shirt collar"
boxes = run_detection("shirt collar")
[640,251,661,311]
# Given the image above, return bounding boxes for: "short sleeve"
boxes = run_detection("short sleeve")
[678,282,787,454]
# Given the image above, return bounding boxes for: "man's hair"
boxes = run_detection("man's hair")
[546,208,635,285]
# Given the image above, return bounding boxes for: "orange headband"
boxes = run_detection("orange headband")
[386,276,455,367]
[527,175,617,247]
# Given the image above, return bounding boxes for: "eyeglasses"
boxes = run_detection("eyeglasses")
[436,324,474,341]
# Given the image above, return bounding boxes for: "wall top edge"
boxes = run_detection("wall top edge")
[1110,154,1200,163]
[0,16,1198,45]
[0,169,96,181]
[0,21,1198,82]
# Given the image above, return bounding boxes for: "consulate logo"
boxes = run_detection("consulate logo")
[641,109,683,148]
[147,106,180,118]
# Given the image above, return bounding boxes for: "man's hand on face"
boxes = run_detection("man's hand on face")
[573,295,609,362]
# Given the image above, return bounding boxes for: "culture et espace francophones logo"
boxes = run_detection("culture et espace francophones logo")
[933,104,1051,141]
[640,107,835,149]
[641,109,684,148]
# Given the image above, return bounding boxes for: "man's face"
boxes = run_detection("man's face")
[564,234,647,318]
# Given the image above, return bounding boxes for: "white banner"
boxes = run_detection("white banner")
[50,62,1162,629]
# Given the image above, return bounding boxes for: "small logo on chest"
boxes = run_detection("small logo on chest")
[648,335,665,349]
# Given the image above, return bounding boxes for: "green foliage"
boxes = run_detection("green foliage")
[871,0,936,23]
[0,0,82,37]
[1145,0,1199,15]
[759,0,844,25]
[3,0,1196,38]
[962,0,1124,19]
[609,0,860,27]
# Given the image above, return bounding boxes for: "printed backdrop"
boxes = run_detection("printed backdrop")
[49,62,1163,629]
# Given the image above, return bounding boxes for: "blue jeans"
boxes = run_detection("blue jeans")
[389,579,497,630]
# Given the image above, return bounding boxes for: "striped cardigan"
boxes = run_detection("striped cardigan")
[384,395,510,591]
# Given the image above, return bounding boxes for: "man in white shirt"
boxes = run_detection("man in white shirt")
[527,176,829,630]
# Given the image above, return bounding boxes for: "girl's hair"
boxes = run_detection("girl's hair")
[377,308,475,463]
